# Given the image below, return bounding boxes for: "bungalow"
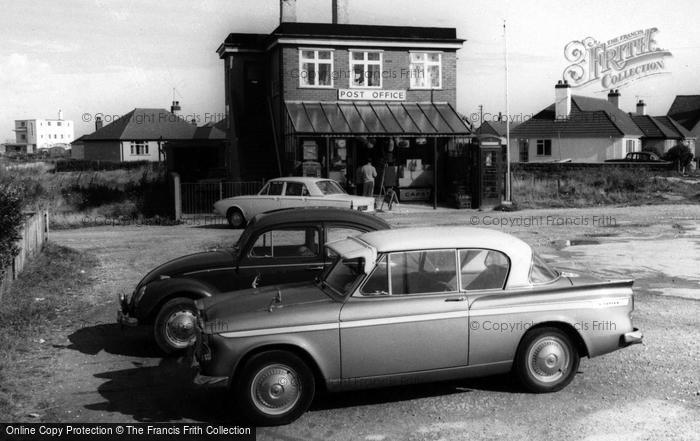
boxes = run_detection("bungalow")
[511,81,643,162]
[629,100,695,155]
[667,95,700,159]
[76,105,197,162]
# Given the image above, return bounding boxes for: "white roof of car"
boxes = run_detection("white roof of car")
[268,177,332,184]
[327,227,534,288]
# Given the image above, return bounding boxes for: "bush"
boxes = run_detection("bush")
[663,144,694,171]
[0,185,23,274]
[53,159,160,172]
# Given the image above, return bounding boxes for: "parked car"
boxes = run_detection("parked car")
[193,226,643,425]
[213,177,376,228]
[118,207,390,354]
[605,151,670,163]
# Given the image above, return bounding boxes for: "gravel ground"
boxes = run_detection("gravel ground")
[7,204,700,440]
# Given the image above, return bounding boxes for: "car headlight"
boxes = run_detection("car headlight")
[132,284,147,305]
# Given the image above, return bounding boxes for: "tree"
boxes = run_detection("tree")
[0,184,23,276]
[663,144,694,173]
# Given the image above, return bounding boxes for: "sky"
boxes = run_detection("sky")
[2,0,699,142]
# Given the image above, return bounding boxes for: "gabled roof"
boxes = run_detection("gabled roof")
[512,95,643,138]
[667,95,700,131]
[476,120,519,137]
[83,108,196,141]
[630,114,692,139]
[654,116,694,139]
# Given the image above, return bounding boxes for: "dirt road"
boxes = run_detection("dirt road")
[13,205,700,440]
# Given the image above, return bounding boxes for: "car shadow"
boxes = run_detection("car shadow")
[311,374,518,411]
[85,356,236,423]
[63,324,162,358]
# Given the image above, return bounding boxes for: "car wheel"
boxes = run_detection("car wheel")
[227,208,246,229]
[514,327,580,393]
[153,297,197,355]
[235,350,315,426]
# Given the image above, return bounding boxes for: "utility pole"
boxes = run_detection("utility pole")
[503,19,512,205]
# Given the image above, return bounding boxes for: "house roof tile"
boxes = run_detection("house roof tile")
[83,108,197,141]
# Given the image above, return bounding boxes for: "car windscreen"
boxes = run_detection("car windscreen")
[315,180,345,195]
[321,257,364,297]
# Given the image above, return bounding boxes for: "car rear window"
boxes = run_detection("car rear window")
[529,252,559,284]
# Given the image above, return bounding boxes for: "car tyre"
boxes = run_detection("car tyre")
[514,327,579,393]
[153,297,197,355]
[227,208,246,229]
[234,350,315,426]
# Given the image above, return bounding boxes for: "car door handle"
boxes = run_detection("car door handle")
[305,266,325,271]
[445,296,467,302]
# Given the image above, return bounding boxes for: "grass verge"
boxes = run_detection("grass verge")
[0,243,98,419]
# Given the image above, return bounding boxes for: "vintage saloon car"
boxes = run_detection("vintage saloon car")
[213,177,376,228]
[117,208,389,354]
[194,227,643,425]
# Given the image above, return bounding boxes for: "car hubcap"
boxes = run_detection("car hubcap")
[165,310,197,347]
[251,364,300,416]
[527,336,569,383]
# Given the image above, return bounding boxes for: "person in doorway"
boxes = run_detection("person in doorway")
[360,158,377,196]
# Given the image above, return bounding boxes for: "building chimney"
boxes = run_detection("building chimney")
[280,0,297,23]
[58,109,63,120]
[171,100,181,115]
[95,116,103,131]
[636,99,647,116]
[607,89,620,108]
[332,0,349,24]
[555,80,571,120]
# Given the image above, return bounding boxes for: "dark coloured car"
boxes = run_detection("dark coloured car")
[605,151,670,163]
[118,208,390,354]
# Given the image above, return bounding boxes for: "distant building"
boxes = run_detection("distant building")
[77,105,197,162]
[13,110,74,152]
[667,95,700,159]
[629,100,695,155]
[511,82,643,162]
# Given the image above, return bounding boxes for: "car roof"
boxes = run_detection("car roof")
[248,207,390,230]
[329,227,534,288]
[268,177,334,184]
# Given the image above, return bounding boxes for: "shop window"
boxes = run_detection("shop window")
[350,50,382,88]
[409,52,442,89]
[130,141,149,156]
[536,139,551,156]
[299,49,333,87]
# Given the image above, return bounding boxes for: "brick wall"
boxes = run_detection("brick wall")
[281,46,457,105]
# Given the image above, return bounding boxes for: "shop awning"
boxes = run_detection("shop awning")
[285,101,471,136]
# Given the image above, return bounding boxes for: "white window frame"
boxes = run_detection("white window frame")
[349,50,383,89]
[536,139,552,157]
[298,48,334,88]
[130,140,149,156]
[409,51,442,90]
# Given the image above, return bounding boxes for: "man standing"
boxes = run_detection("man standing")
[360,158,377,197]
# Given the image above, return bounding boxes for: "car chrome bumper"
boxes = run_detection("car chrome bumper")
[620,327,643,347]
[193,374,228,387]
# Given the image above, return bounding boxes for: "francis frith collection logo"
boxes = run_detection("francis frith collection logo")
[563,28,672,90]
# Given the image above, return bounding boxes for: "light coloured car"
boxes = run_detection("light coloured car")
[213,177,376,228]
[194,227,643,425]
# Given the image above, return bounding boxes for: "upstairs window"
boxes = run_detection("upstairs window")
[409,52,442,89]
[299,49,333,87]
[350,51,382,88]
